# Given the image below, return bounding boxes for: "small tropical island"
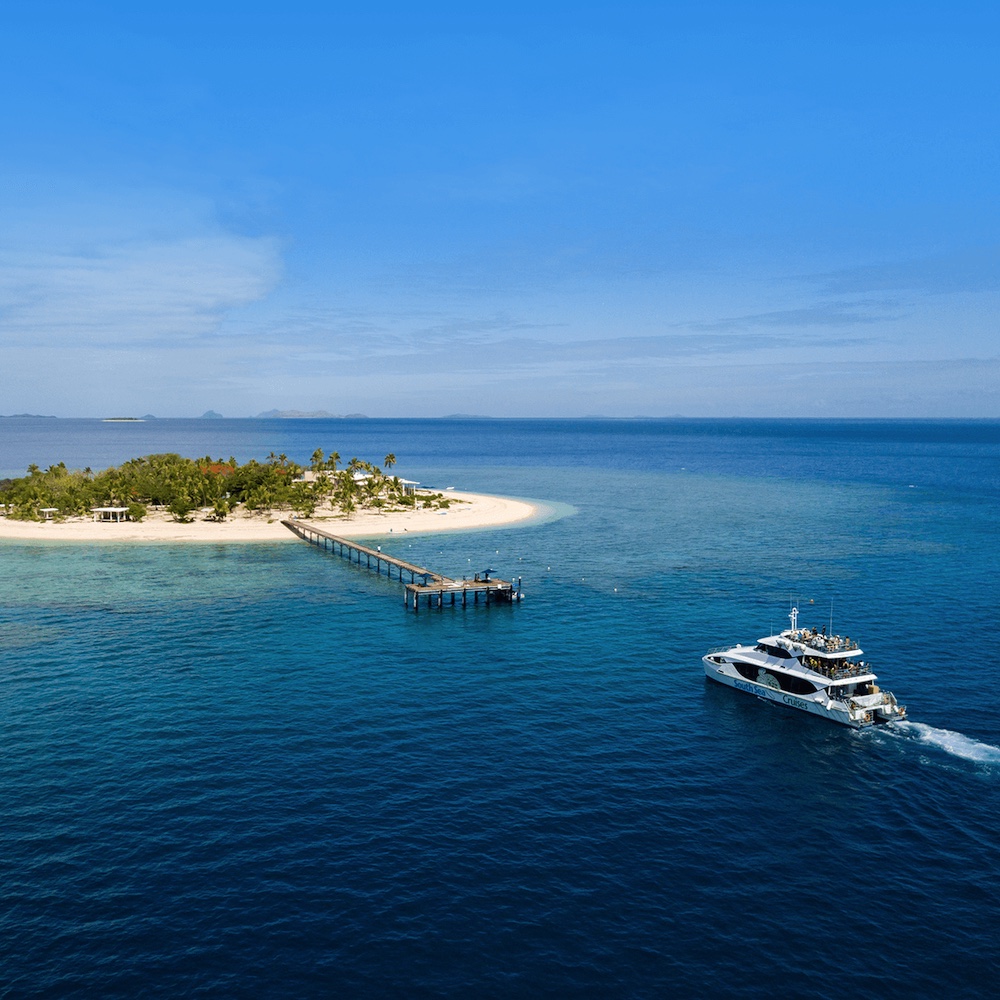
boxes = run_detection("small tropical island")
[0,450,539,542]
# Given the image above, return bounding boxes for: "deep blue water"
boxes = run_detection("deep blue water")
[2,418,999,997]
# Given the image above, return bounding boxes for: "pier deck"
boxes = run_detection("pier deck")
[282,519,522,610]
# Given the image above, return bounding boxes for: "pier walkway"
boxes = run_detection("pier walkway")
[282,519,522,611]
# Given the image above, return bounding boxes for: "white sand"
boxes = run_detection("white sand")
[0,491,541,543]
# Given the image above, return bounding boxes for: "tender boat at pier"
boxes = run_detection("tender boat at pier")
[703,607,906,728]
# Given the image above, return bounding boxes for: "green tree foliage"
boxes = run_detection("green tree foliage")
[168,493,196,522]
[0,449,418,521]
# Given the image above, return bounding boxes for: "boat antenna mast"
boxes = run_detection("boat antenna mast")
[789,606,799,631]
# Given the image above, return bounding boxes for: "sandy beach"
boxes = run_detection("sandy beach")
[0,490,542,543]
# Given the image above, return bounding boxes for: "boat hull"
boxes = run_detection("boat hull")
[703,656,883,728]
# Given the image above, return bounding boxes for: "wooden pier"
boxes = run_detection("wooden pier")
[282,520,522,611]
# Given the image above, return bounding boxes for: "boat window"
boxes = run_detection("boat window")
[778,674,821,695]
[730,661,818,694]
[733,660,819,694]
[761,643,796,659]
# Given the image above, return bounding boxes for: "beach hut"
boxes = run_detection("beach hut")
[41,507,59,520]
[92,506,130,522]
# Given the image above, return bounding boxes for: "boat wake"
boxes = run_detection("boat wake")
[886,721,1000,764]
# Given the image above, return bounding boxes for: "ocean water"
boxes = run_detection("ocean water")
[1,418,999,998]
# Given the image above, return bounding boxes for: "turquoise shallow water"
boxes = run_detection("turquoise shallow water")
[1,418,999,997]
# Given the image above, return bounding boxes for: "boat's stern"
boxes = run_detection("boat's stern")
[848,688,907,726]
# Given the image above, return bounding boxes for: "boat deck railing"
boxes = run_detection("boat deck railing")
[802,657,872,681]
[784,629,859,654]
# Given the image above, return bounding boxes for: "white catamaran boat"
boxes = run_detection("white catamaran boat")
[703,607,907,728]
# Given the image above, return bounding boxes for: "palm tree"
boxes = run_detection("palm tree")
[337,474,357,517]
[365,471,382,507]
[384,453,396,471]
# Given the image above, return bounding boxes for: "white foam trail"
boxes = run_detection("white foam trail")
[889,721,1000,764]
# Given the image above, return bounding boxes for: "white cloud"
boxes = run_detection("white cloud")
[0,186,282,348]
[814,246,1000,295]
[0,236,281,347]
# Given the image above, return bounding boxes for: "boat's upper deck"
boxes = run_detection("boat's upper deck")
[707,640,876,684]
[762,628,862,660]
[707,609,879,687]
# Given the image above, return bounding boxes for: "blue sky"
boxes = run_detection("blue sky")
[2,0,999,417]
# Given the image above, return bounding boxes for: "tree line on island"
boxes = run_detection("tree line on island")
[0,450,455,522]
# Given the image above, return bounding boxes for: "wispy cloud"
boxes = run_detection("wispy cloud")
[405,313,565,344]
[269,327,871,380]
[0,236,281,347]
[682,299,902,333]
[211,305,567,359]
[0,187,282,348]
[812,246,1000,295]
